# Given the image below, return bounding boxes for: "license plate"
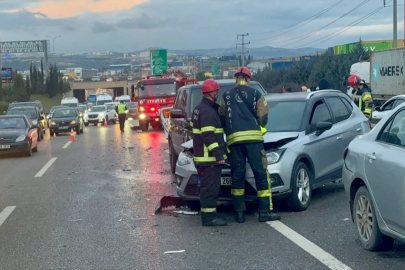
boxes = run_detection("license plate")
[0,145,10,149]
[221,177,232,186]
[133,120,139,126]
[59,126,69,130]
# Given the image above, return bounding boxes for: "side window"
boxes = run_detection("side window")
[382,99,396,111]
[340,97,353,111]
[173,89,183,110]
[309,101,332,133]
[377,109,405,147]
[394,99,405,108]
[326,97,351,123]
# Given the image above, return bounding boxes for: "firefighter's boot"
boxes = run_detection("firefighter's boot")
[235,211,245,223]
[259,211,281,222]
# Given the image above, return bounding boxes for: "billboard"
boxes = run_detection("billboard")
[150,49,167,75]
[333,40,405,55]
[0,68,13,80]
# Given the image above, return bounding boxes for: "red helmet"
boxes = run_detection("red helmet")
[201,79,219,93]
[234,67,252,79]
[348,74,361,86]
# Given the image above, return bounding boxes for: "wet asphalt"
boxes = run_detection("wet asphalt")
[0,123,404,270]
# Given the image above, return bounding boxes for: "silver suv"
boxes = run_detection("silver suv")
[176,90,371,211]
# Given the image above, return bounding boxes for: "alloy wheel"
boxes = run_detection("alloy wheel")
[296,168,310,205]
[356,195,373,242]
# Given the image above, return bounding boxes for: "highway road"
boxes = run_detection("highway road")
[0,124,404,270]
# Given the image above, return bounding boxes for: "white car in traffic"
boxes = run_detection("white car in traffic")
[84,105,117,126]
[372,95,405,124]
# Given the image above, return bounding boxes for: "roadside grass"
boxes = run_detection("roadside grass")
[30,94,62,112]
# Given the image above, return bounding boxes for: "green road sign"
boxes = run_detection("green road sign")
[212,63,218,74]
[150,49,168,75]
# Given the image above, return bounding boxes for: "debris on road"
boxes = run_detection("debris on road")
[173,210,199,215]
[163,250,185,255]
[155,196,186,214]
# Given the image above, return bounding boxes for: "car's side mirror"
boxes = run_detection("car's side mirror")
[170,109,184,119]
[315,122,333,136]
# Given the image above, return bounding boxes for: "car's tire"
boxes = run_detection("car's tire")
[26,144,33,157]
[50,131,54,137]
[81,124,84,133]
[33,145,38,152]
[186,201,200,211]
[76,126,81,135]
[286,162,312,211]
[353,186,394,251]
[94,123,98,126]
[105,117,109,125]
[140,121,149,132]
[37,128,42,141]
[84,123,89,127]
[152,124,159,131]
[169,140,178,175]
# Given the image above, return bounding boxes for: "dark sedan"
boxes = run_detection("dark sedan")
[47,106,69,128]
[6,106,45,141]
[0,115,39,156]
[126,102,139,120]
[49,108,84,136]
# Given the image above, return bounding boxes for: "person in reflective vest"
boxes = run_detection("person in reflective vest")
[219,67,281,223]
[116,101,127,132]
[348,74,373,118]
[192,79,228,226]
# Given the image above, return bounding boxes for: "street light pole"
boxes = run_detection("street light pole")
[46,35,61,54]
[393,0,398,48]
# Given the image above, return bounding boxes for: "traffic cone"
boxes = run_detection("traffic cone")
[69,128,77,141]
[104,118,108,127]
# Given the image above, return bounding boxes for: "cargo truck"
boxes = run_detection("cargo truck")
[348,48,405,104]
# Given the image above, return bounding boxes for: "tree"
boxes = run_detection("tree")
[40,58,44,84]
[196,71,210,81]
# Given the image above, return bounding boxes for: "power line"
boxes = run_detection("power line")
[249,0,344,35]
[250,0,371,44]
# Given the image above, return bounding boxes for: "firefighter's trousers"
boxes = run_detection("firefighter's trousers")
[229,143,273,212]
[197,165,222,223]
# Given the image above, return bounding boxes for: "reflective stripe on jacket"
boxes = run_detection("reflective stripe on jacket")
[192,98,227,166]
[218,84,269,146]
[117,104,126,114]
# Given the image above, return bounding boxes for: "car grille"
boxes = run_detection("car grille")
[88,114,98,118]
[0,138,14,142]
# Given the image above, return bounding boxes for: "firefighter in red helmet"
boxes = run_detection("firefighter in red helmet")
[219,67,281,223]
[192,79,228,226]
[348,74,373,118]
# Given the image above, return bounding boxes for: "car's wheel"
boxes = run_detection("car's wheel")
[353,186,394,251]
[152,124,159,131]
[113,119,117,124]
[186,201,200,211]
[105,117,109,125]
[33,145,38,152]
[81,124,84,133]
[84,123,89,127]
[37,128,42,141]
[286,162,312,211]
[76,126,81,135]
[94,123,98,126]
[169,140,178,175]
[50,131,54,137]
[140,121,149,132]
[26,144,33,157]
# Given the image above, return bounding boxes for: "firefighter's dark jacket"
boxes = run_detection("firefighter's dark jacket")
[219,85,269,146]
[191,97,227,166]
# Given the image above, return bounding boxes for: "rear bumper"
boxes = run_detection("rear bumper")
[50,124,80,133]
[0,141,30,155]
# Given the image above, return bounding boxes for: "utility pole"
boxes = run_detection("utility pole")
[393,0,398,48]
[237,33,249,67]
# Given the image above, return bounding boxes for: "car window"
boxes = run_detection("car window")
[377,109,405,147]
[7,109,38,119]
[0,117,27,129]
[394,99,405,108]
[326,97,351,123]
[309,101,332,133]
[340,97,353,111]
[173,89,183,110]
[382,99,396,111]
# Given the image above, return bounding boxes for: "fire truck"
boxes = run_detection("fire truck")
[133,71,197,131]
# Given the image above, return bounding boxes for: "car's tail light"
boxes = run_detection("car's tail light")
[139,106,145,112]
[343,148,348,160]
[150,107,156,112]
[162,109,170,118]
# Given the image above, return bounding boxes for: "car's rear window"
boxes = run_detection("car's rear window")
[7,109,38,119]
[53,109,77,118]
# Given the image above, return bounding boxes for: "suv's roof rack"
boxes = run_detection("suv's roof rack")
[306,90,342,99]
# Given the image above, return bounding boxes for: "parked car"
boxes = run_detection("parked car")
[0,115,39,156]
[47,106,69,127]
[371,95,405,124]
[49,108,84,136]
[342,102,405,251]
[175,90,372,211]
[8,100,44,114]
[73,76,84,82]
[168,79,267,174]
[6,106,45,141]
[84,105,116,126]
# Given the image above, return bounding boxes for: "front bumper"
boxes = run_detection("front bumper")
[50,124,79,133]
[0,141,30,155]
[85,115,105,123]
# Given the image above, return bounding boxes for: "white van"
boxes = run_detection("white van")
[61,97,79,108]
[96,94,113,106]
[115,95,131,104]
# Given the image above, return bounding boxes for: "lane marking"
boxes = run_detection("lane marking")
[0,206,16,227]
[35,157,58,178]
[62,141,72,149]
[267,221,352,270]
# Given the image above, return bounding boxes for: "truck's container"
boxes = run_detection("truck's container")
[82,69,98,80]
[370,48,405,99]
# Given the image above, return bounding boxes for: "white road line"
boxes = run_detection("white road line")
[267,221,352,270]
[0,206,16,227]
[62,141,72,149]
[35,157,58,178]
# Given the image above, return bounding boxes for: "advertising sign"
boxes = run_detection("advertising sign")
[0,68,12,80]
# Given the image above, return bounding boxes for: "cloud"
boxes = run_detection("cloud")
[28,0,149,18]
[115,13,166,29]
[92,21,115,33]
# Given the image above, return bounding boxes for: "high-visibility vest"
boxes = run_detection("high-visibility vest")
[117,104,126,114]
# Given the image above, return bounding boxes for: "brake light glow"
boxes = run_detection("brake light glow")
[150,107,156,112]
[139,106,145,112]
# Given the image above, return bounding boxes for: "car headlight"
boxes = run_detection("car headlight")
[177,152,193,166]
[51,121,57,125]
[139,113,146,120]
[32,120,38,125]
[125,110,129,113]
[266,149,286,164]
[16,134,26,142]
[71,120,76,124]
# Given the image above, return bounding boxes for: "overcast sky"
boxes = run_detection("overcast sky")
[0,0,404,54]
